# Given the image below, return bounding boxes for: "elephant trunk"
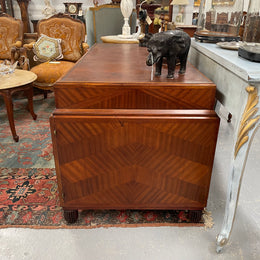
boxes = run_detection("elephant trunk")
[146,52,154,66]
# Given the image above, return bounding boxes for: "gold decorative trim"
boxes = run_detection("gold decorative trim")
[234,86,260,158]
[213,0,235,6]
[93,9,97,43]
[90,4,120,12]
[194,0,235,7]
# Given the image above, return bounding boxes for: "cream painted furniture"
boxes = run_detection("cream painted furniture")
[0,69,37,142]
[101,35,139,44]
[188,38,260,253]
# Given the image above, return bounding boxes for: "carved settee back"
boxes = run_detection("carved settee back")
[37,13,86,62]
[0,13,23,60]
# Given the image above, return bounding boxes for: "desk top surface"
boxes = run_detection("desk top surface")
[0,69,37,90]
[191,38,260,83]
[58,43,214,87]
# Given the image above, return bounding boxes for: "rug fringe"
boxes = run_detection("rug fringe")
[0,222,204,230]
[202,208,214,229]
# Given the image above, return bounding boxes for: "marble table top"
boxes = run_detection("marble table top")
[191,39,260,84]
[0,69,37,90]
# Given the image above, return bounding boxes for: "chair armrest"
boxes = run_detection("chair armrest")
[82,42,89,54]
[12,41,22,48]
[23,42,35,50]
[11,46,30,70]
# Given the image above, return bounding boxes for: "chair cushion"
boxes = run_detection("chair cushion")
[31,60,74,86]
[33,34,63,62]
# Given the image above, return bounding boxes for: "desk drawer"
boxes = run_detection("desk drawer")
[54,84,216,110]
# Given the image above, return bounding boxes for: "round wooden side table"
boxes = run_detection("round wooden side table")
[0,69,37,142]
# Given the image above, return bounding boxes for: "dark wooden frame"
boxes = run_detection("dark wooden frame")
[0,0,14,16]
[16,0,31,33]
[36,12,86,37]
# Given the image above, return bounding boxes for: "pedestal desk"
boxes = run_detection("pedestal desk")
[188,39,260,253]
[50,44,219,223]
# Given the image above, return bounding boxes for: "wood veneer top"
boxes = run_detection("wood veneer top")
[58,43,215,86]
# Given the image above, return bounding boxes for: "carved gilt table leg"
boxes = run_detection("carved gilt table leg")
[216,86,260,253]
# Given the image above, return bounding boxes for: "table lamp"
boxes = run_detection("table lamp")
[120,0,134,38]
[194,0,244,43]
[170,0,189,25]
[238,0,260,62]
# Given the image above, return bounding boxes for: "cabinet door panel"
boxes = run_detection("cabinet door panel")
[50,110,219,210]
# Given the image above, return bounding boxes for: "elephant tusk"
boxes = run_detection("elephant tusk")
[151,53,154,81]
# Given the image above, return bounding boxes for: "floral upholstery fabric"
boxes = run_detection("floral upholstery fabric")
[31,61,74,86]
[37,17,85,62]
[0,16,23,60]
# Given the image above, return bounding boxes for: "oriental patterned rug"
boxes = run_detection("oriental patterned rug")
[0,93,55,168]
[0,168,204,228]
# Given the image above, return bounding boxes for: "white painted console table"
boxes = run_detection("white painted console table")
[188,39,260,253]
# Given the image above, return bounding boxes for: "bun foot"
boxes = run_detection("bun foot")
[64,209,78,224]
[188,210,202,222]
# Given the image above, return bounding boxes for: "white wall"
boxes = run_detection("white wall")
[12,0,112,31]
[244,0,249,10]
[12,0,251,32]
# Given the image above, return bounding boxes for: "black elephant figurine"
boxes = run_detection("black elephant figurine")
[146,30,191,78]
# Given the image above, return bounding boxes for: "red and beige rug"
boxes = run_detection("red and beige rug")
[0,168,204,229]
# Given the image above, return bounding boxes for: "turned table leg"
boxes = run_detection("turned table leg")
[2,90,19,142]
[216,86,260,253]
[0,84,37,142]
[24,85,37,120]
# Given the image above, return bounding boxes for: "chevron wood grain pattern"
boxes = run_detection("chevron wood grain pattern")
[51,44,219,216]
[50,110,219,210]
[54,44,216,110]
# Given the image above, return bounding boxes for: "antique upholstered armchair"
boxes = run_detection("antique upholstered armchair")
[24,13,89,98]
[0,13,27,69]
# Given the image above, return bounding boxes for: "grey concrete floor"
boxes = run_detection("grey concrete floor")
[0,115,259,260]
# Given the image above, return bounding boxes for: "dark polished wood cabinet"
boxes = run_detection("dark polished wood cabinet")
[50,44,219,223]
